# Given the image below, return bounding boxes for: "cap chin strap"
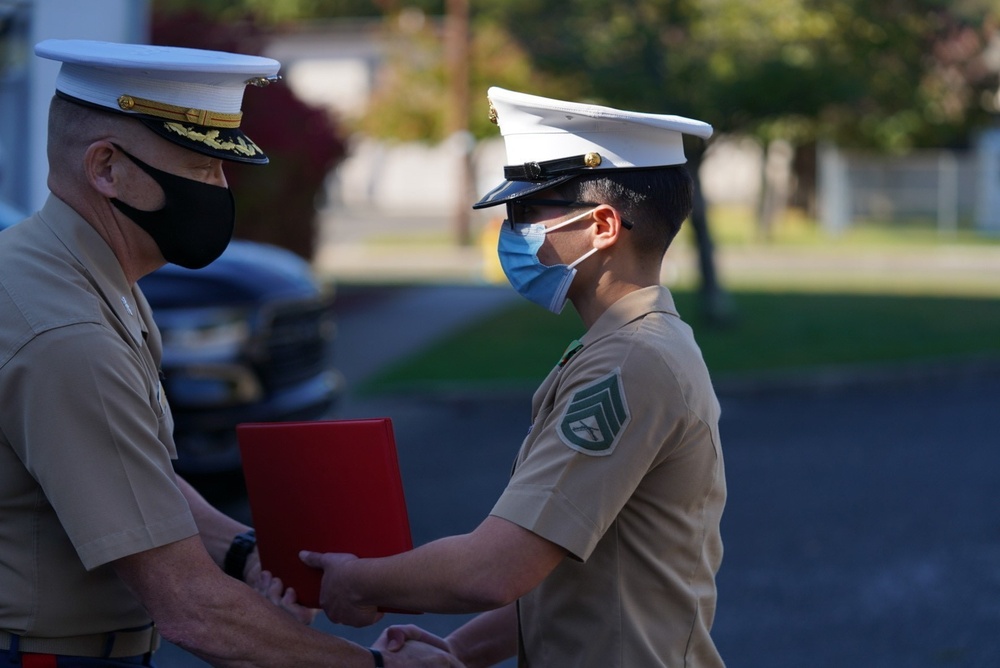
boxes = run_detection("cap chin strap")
[116,93,243,128]
[505,152,603,181]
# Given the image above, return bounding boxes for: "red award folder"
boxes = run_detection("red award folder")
[236,418,414,609]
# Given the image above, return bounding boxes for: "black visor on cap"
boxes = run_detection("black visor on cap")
[138,118,269,165]
[472,174,576,209]
[473,152,605,209]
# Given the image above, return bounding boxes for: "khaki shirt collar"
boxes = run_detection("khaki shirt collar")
[581,285,678,345]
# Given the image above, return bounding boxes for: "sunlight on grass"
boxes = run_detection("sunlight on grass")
[692,205,1000,249]
[361,289,1000,395]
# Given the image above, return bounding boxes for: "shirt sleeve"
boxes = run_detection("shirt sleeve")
[491,331,693,561]
[2,322,197,570]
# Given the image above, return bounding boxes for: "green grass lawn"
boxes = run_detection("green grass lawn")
[360,288,1000,395]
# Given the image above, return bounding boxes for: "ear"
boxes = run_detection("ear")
[590,204,624,250]
[83,141,120,199]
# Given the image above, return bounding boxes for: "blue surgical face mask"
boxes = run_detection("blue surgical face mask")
[497,208,599,314]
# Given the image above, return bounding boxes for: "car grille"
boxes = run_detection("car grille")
[257,297,335,390]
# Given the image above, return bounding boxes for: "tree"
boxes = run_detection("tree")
[347,7,581,247]
[474,0,1000,319]
[151,6,347,260]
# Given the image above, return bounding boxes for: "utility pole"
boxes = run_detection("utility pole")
[444,0,472,246]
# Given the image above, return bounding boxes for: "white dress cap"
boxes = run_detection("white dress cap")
[474,86,713,208]
[35,39,282,164]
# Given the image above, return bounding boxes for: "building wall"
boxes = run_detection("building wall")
[0,0,148,213]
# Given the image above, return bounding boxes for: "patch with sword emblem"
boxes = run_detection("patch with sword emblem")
[558,369,630,455]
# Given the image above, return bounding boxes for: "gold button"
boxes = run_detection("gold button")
[117,95,135,111]
[584,152,602,168]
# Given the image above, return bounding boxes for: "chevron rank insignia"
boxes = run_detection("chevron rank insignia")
[558,369,630,455]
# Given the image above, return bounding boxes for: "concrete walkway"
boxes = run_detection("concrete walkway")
[330,283,519,393]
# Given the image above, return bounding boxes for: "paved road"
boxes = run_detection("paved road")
[158,286,1000,667]
[712,373,1000,667]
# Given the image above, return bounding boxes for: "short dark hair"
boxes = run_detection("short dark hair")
[556,166,694,258]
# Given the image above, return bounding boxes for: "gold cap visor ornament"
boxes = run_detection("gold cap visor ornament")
[473,87,714,209]
[35,39,282,165]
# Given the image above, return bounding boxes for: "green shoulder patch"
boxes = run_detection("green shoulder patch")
[558,369,630,455]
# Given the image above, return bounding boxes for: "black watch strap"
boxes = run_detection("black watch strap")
[223,529,256,581]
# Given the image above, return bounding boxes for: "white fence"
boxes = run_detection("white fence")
[328,131,1000,237]
[330,134,765,220]
[820,131,1000,235]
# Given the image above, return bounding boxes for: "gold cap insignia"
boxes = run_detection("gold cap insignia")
[163,122,263,157]
[488,99,498,125]
[246,75,282,88]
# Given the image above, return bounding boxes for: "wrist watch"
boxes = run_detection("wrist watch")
[224,529,256,581]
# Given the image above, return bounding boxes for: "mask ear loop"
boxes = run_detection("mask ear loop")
[546,207,600,270]
[544,207,597,234]
[567,246,599,269]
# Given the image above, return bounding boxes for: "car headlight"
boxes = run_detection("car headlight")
[154,306,264,407]
[155,307,253,359]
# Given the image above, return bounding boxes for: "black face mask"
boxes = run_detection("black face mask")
[110,144,235,269]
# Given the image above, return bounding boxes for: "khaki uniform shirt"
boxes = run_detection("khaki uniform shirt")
[0,196,198,636]
[491,286,726,668]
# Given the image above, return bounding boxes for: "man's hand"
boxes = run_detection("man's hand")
[299,551,384,627]
[382,639,465,668]
[243,546,262,585]
[375,624,452,654]
[252,569,319,625]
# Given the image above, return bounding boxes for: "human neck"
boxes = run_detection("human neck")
[54,187,164,285]
[573,277,655,329]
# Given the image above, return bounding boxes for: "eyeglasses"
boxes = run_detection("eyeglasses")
[505,199,633,229]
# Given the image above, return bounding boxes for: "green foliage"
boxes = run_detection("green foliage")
[353,15,450,141]
[155,0,443,23]
[355,13,578,142]
[154,0,1000,152]
[480,0,1000,152]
